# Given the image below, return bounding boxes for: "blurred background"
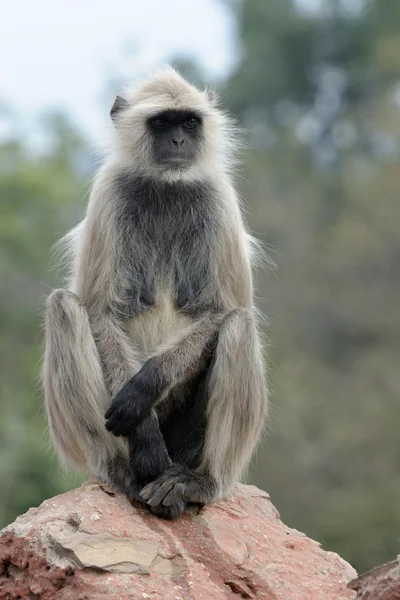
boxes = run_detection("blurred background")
[1,0,399,573]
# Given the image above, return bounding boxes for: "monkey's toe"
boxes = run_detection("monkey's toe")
[139,464,214,519]
[141,474,187,519]
[140,478,176,506]
[162,482,186,507]
[149,500,186,519]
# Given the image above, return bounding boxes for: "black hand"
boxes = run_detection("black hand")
[128,414,171,485]
[105,370,155,437]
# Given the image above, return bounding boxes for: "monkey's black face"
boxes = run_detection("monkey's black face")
[148,110,202,169]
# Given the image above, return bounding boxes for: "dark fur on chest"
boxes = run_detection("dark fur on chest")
[114,173,222,318]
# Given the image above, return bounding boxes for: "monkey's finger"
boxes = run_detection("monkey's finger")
[105,427,121,437]
[105,416,124,436]
[141,481,174,506]
[150,500,185,520]
[105,416,117,431]
[104,404,118,419]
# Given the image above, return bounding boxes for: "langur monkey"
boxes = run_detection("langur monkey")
[43,66,268,518]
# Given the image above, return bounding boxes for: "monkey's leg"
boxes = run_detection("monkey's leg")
[89,312,142,397]
[104,315,222,435]
[90,311,172,484]
[139,372,212,518]
[104,316,222,492]
[140,308,267,518]
[43,289,165,500]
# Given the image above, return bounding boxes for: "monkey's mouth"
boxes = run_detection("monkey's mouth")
[159,156,194,169]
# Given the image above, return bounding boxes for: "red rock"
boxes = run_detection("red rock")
[348,558,400,599]
[0,482,357,600]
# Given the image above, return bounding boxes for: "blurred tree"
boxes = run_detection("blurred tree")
[0,113,87,526]
[219,0,400,572]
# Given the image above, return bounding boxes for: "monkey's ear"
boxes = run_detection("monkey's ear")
[110,95,129,123]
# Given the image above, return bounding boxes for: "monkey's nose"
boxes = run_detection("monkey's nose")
[172,137,184,147]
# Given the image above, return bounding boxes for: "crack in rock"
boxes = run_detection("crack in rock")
[225,579,256,598]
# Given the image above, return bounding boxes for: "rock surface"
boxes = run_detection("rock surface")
[0,481,357,600]
[348,557,400,599]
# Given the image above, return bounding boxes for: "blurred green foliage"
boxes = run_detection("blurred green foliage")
[1,0,399,573]
[0,115,87,527]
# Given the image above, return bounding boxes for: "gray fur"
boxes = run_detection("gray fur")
[43,66,268,516]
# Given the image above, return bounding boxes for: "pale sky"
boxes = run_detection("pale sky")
[0,0,234,142]
[0,0,325,145]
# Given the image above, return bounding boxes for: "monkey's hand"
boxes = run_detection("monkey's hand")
[105,369,157,437]
[128,414,171,485]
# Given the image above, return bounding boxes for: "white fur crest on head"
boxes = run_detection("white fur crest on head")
[127,66,214,113]
[110,65,239,182]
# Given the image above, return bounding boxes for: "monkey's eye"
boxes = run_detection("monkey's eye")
[183,117,199,129]
[151,118,168,128]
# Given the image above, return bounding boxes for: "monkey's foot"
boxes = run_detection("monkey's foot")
[140,464,216,519]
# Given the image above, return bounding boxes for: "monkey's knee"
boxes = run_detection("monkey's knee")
[46,288,81,314]
[46,289,86,332]
[223,307,252,325]
[219,307,255,342]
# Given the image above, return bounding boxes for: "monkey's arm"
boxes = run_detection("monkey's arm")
[70,189,171,483]
[89,313,142,395]
[104,314,222,436]
[73,180,145,395]
[80,289,173,486]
